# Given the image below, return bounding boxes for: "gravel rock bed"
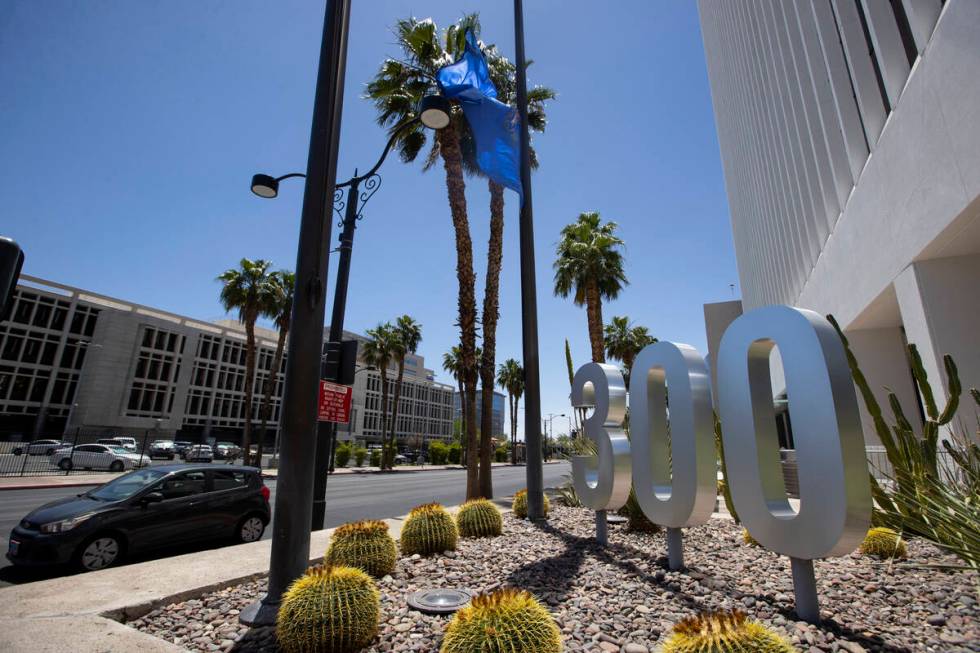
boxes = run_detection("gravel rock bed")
[130,506,979,652]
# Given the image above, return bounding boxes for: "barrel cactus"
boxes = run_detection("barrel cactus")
[276,565,379,653]
[661,610,794,653]
[512,489,550,519]
[456,499,503,538]
[325,520,397,577]
[400,503,458,555]
[440,588,562,653]
[860,527,907,559]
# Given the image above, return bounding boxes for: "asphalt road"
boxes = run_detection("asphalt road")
[0,462,570,586]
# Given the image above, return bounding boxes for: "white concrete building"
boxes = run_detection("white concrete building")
[698,0,979,444]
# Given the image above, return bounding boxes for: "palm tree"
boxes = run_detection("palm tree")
[361,323,396,469]
[553,212,628,363]
[469,41,556,498]
[496,359,524,465]
[257,270,295,459]
[388,315,422,469]
[217,258,274,466]
[603,315,657,386]
[366,15,482,498]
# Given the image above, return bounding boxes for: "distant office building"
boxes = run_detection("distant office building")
[0,276,454,446]
[699,1,979,443]
[453,388,505,438]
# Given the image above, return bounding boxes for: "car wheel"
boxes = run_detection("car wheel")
[77,535,122,571]
[237,515,265,543]
[12,448,22,456]
[109,460,124,472]
[58,458,73,471]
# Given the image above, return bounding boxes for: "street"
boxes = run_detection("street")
[0,462,570,586]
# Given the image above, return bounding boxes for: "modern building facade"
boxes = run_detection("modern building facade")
[699,1,980,443]
[0,276,454,447]
[453,388,506,439]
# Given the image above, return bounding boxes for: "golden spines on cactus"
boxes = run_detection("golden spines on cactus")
[325,519,397,577]
[440,588,562,653]
[860,527,907,558]
[512,489,550,519]
[400,502,458,555]
[276,565,380,653]
[661,610,795,653]
[456,499,503,538]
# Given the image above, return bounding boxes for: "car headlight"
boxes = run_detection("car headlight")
[40,514,93,534]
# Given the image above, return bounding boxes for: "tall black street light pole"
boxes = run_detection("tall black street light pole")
[239,0,351,627]
[513,0,545,521]
[251,100,450,532]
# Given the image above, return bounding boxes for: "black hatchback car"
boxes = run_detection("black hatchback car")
[6,464,270,572]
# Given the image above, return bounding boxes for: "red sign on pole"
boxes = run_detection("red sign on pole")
[317,380,353,423]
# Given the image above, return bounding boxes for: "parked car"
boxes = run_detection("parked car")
[6,464,270,571]
[393,454,409,465]
[148,440,176,460]
[213,442,241,461]
[97,438,128,449]
[173,441,193,456]
[48,444,149,472]
[11,439,72,456]
[183,444,213,463]
[114,436,138,452]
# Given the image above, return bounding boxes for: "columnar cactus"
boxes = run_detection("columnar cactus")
[276,565,379,653]
[860,527,907,559]
[325,520,397,577]
[400,503,458,555]
[742,529,759,547]
[661,610,794,653]
[512,489,549,519]
[440,588,562,653]
[456,499,503,538]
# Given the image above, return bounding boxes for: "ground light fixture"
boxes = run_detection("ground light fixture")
[407,588,473,615]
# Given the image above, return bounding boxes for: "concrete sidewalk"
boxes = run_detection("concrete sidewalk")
[0,460,564,491]
[0,509,419,652]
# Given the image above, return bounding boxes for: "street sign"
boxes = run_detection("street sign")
[317,380,352,423]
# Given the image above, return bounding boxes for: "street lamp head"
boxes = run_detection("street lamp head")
[419,95,451,130]
[251,173,279,199]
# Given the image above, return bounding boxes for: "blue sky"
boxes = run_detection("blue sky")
[0,1,738,438]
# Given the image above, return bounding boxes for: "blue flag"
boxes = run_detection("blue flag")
[437,31,523,201]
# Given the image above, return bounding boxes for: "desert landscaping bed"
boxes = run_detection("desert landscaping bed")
[130,506,978,652]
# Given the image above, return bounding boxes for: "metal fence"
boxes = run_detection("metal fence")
[0,429,231,477]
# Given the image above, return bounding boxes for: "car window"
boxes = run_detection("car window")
[159,471,207,500]
[109,446,131,455]
[75,444,101,453]
[88,469,167,501]
[212,470,248,491]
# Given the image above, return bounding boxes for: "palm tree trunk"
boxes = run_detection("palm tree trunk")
[256,327,287,459]
[509,394,517,465]
[456,378,466,464]
[389,359,405,470]
[379,370,389,469]
[438,127,479,500]
[585,280,605,363]
[242,318,257,466]
[477,180,505,498]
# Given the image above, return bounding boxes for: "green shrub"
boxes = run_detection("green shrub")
[859,527,907,559]
[554,475,582,507]
[400,503,458,555]
[369,448,381,468]
[512,489,549,519]
[276,565,379,653]
[494,445,508,463]
[429,441,449,465]
[618,487,660,534]
[448,441,462,464]
[353,447,367,467]
[334,443,352,469]
[661,610,793,653]
[325,520,397,577]
[440,588,562,653]
[456,499,503,538]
